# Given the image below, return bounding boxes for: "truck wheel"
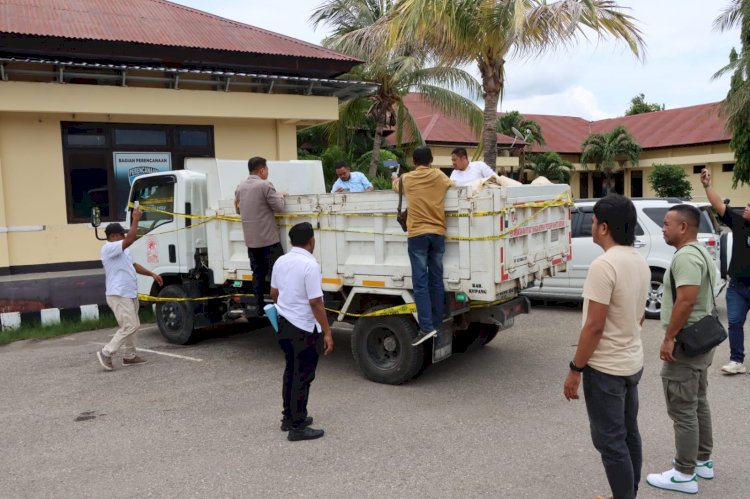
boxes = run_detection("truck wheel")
[644,269,664,320]
[465,322,499,349]
[351,313,425,385]
[452,329,480,353]
[155,284,195,344]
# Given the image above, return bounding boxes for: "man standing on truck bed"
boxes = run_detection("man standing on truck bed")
[235,156,286,317]
[271,222,334,441]
[96,206,164,371]
[449,147,495,186]
[331,160,373,193]
[392,146,454,346]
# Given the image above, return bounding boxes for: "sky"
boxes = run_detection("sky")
[172,0,739,120]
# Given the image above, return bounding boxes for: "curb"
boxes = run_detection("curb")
[0,304,111,331]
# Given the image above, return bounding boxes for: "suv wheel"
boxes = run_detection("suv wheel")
[645,269,664,320]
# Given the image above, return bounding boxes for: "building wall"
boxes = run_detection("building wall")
[0,81,338,271]
[567,142,750,202]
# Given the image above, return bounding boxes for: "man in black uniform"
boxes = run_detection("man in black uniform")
[701,168,750,374]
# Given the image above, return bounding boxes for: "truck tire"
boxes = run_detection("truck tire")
[475,323,500,346]
[155,284,195,344]
[351,313,425,385]
[645,269,664,320]
[459,322,499,351]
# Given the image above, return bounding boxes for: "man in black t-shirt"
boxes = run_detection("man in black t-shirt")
[701,168,750,375]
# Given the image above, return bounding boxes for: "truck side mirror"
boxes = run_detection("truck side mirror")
[91,207,101,227]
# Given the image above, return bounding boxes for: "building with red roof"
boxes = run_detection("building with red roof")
[394,93,740,200]
[0,0,373,279]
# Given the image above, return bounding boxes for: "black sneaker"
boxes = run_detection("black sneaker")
[412,329,437,346]
[280,416,313,431]
[287,427,324,441]
[96,350,113,371]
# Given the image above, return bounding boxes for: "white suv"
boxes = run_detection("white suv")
[522,198,723,319]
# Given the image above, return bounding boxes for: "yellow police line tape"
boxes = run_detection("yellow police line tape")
[137,293,511,317]
[128,191,572,242]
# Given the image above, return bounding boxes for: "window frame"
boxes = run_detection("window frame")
[61,122,214,223]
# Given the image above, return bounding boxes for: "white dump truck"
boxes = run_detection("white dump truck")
[96,158,572,384]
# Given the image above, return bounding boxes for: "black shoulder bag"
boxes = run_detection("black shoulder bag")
[669,244,727,357]
[396,176,408,232]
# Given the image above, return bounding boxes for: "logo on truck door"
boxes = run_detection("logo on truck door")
[146,236,159,264]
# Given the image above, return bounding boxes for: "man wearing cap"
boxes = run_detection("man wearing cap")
[270,222,334,441]
[96,206,163,371]
[235,156,287,316]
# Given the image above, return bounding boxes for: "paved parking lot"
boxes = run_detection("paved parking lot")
[1,300,748,498]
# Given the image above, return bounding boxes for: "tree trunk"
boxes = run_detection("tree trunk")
[478,56,504,170]
[369,108,387,178]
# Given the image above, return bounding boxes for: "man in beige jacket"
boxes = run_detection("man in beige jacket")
[235,156,286,316]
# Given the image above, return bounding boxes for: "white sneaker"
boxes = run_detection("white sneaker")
[721,361,747,375]
[646,468,698,494]
[696,460,714,480]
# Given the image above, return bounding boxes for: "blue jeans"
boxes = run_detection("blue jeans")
[407,234,445,333]
[726,279,750,363]
[583,367,643,499]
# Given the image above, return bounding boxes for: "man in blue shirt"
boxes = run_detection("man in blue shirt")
[331,161,373,193]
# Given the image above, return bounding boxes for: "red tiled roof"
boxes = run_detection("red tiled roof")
[396,94,731,154]
[590,102,730,149]
[386,93,516,146]
[515,114,592,154]
[0,0,356,61]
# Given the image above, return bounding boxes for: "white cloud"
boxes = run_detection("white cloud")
[502,86,611,120]
[173,0,739,118]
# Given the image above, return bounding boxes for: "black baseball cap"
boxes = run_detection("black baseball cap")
[105,223,128,236]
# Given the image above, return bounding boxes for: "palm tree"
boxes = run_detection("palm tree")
[580,125,641,196]
[386,0,644,169]
[311,0,483,177]
[497,111,545,149]
[525,152,572,183]
[714,1,750,186]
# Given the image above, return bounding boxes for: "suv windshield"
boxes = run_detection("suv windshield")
[130,175,175,236]
[642,207,716,234]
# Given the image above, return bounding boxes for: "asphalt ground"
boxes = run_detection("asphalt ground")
[1,299,748,499]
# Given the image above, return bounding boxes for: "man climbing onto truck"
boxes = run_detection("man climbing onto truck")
[235,156,286,316]
[392,146,454,346]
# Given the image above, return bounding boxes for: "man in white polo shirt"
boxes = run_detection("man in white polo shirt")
[96,206,163,371]
[449,147,496,186]
[270,222,334,441]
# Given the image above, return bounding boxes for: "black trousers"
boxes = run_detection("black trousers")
[247,243,284,309]
[583,366,643,499]
[278,316,321,428]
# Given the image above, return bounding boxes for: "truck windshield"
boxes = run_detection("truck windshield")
[130,175,175,236]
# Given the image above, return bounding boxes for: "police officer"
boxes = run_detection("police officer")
[270,222,334,441]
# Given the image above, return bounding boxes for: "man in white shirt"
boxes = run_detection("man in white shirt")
[270,222,334,441]
[331,161,374,193]
[449,147,496,186]
[96,207,163,371]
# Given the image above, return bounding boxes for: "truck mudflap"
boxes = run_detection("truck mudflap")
[432,296,531,364]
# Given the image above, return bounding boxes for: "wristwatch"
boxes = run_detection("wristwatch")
[569,360,585,372]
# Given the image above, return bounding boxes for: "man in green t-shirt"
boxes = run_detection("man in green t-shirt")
[646,205,716,495]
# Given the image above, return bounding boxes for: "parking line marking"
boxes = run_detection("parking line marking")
[91,343,203,362]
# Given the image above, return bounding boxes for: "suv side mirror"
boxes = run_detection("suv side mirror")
[91,207,101,227]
